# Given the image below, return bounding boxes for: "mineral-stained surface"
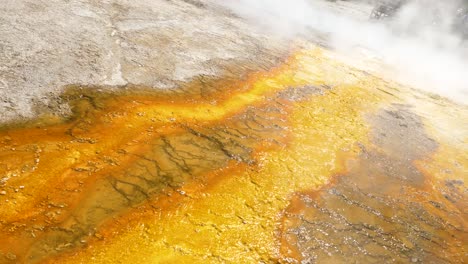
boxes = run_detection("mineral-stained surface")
[0,0,467,263]
[279,107,467,263]
[0,46,466,263]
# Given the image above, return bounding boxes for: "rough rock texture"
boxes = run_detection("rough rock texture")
[0,0,287,122]
[280,105,467,263]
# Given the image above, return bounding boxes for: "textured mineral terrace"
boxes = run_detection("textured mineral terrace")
[0,1,467,264]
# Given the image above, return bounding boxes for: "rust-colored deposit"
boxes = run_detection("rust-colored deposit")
[0,46,466,263]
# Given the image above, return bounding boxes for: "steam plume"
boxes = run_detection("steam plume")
[214,0,468,104]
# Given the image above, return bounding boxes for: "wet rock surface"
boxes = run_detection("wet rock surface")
[0,48,325,263]
[280,105,467,263]
[23,93,291,262]
[0,38,466,263]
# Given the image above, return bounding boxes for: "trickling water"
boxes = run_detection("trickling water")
[0,46,466,264]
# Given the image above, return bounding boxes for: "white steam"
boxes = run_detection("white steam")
[214,0,468,104]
